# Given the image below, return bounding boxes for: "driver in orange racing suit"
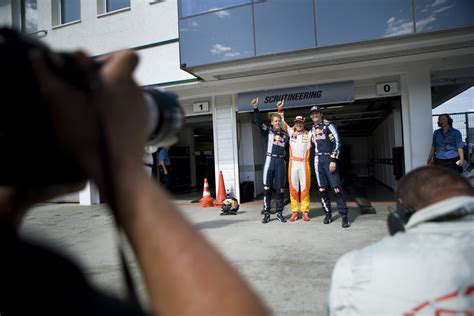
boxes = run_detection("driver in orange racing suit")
[278,100,312,222]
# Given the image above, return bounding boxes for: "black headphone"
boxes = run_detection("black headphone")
[386,198,415,235]
[437,114,453,127]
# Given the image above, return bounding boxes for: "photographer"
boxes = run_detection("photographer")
[328,166,474,315]
[0,46,269,315]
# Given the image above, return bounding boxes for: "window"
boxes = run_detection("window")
[179,5,255,67]
[106,0,130,12]
[415,0,474,33]
[315,0,414,46]
[52,0,80,26]
[254,0,316,56]
[179,0,252,18]
[21,0,38,33]
[97,0,130,15]
[60,0,81,24]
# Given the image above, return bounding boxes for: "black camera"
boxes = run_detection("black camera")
[0,28,183,186]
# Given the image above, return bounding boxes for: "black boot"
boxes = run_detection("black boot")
[341,215,351,228]
[262,212,271,224]
[323,213,333,224]
[276,212,287,223]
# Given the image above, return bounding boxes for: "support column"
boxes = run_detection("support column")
[400,66,433,172]
[79,181,100,205]
[212,95,240,201]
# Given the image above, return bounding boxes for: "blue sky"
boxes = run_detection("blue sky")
[433,86,474,114]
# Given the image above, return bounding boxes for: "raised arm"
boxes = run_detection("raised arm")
[252,98,268,137]
[277,100,290,133]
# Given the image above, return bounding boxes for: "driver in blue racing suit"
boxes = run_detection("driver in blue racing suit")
[310,105,351,228]
[252,98,289,224]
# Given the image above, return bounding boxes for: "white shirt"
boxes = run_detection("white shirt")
[329,196,474,315]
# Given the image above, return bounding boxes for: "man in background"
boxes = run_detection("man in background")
[427,113,464,173]
[158,146,172,191]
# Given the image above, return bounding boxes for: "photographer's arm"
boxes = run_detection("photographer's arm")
[115,168,268,315]
[31,50,269,316]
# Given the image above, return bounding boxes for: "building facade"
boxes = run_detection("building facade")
[1,0,473,203]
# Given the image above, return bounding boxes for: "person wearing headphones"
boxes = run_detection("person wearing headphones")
[329,166,474,315]
[427,113,464,173]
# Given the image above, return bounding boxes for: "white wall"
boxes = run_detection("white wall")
[372,113,397,189]
[38,0,176,53]
[401,66,433,172]
[26,0,194,86]
[237,113,265,198]
[238,120,255,182]
[134,43,193,86]
[0,0,13,27]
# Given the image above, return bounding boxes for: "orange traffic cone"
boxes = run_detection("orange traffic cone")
[199,178,214,207]
[215,171,227,206]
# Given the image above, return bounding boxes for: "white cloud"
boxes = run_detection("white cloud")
[416,15,437,31]
[210,43,232,54]
[433,5,453,14]
[384,17,413,37]
[214,10,230,18]
[191,21,199,27]
[210,43,241,58]
[432,0,448,7]
[224,52,240,57]
[416,0,454,32]
[385,1,453,36]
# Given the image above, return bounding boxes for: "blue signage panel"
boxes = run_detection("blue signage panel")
[237,81,354,112]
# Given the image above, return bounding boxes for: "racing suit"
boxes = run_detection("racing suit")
[254,108,289,214]
[281,115,312,213]
[329,196,474,315]
[311,120,348,216]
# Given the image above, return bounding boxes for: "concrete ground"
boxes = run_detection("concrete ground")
[20,200,394,315]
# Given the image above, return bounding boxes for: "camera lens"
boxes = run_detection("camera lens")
[143,88,183,147]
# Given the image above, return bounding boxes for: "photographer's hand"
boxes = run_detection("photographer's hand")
[31,50,269,316]
[30,50,148,189]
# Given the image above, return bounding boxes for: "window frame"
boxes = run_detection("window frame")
[97,0,131,15]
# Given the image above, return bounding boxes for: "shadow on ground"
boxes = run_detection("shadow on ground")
[196,219,248,230]
[308,207,362,223]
